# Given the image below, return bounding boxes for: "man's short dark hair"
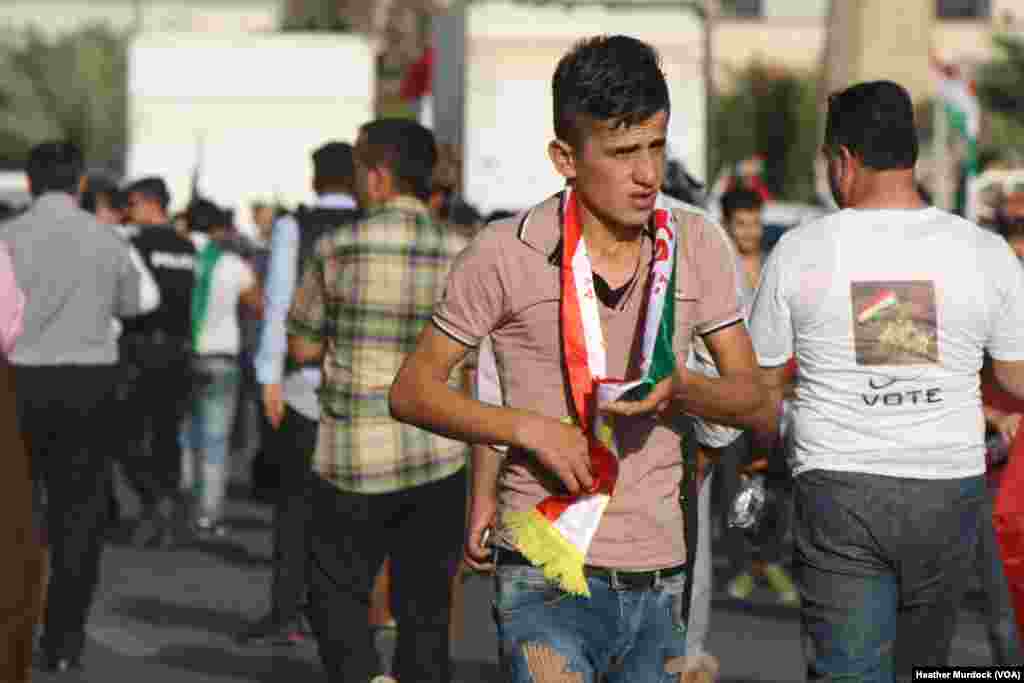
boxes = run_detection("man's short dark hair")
[1000,217,1024,243]
[552,35,670,147]
[357,119,437,202]
[824,80,919,171]
[186,198,230,234]
[721,187,764,222]
[26,141,84,197]
[312,141,355,191]
[81,173,126,214]
[123,176,171,211]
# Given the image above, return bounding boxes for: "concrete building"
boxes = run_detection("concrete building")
[0,0,281,34]
[716,0,1022,96]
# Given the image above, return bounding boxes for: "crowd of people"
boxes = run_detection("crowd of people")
[1,32,1023,683]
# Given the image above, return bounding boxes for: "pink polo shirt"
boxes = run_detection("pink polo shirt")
[0,243,24,357]
[434,193,741,570]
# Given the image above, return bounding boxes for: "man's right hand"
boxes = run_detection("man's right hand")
[516,414,593,495]
[262,383,285,429]
[465,471,498,572]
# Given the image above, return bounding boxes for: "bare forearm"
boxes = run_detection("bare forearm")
[984,404,1007,427]
[390,370,535,450]
[671,368,779,433]
[994,361,1024,403]
[471,444,502,498]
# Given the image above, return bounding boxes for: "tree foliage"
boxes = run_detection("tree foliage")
[0,24,128,171]
[975,33,1024,164]
[976,34,1024,128]
[710,61,820,202]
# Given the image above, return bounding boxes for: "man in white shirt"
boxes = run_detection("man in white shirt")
[749,81,1024,681]
[182,199,262,538]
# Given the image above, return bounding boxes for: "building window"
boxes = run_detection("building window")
[936,0,991,19]
[720,0,763,18]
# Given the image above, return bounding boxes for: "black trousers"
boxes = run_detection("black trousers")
[13,364,116,661]
[714,432,792,570]
[114,336,192,507]
[268,406,317,621]
[307,469,466,683]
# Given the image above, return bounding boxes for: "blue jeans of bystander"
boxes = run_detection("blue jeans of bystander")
[793,470,984,683]
[182,355,241,525]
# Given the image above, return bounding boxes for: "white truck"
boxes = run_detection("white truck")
[126,32,375,232]
[457,1,706,215]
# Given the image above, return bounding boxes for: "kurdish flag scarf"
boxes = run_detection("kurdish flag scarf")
[190,239,223,351]
[505,188,679,596]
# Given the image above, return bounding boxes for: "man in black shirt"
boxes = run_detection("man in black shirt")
[119,176,197,548]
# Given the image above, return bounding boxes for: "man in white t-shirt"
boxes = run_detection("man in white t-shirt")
[183,199,263,538]
[749,81,1024,681]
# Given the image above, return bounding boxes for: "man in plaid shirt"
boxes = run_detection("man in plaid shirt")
[287,118,468,683]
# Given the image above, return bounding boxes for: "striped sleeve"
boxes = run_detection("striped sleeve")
[685,212,744,336]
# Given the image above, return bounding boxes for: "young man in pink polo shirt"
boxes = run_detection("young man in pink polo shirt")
[391,35,778,682]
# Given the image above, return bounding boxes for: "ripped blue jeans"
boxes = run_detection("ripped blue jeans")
[493,555,688,682]
[181,355,240,524]
[793,470,984,683]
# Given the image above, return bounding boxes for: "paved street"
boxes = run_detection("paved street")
[31,474,1006,683]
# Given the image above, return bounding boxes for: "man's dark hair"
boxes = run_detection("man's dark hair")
[123,176,171,211]
[26,141,84,197]
[1000,216,1024,242]
[357,119,437,202]
[721,187,764,222]
[186,198,230,234]
[81,173,126,214]
[552,35,670,147]
[824,80,919,171]
[312,141,355,193]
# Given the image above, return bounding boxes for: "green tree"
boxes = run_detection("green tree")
[0,24,128,171]
[711,61,820,203]
[975,34,1024,164]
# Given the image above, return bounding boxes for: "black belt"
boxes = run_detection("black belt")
[497,548,685,590]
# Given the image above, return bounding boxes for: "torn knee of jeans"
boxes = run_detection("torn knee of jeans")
[520,642,584,683]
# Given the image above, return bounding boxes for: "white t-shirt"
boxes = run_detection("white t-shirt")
[191,233,256,357]
[749,207,1024,479]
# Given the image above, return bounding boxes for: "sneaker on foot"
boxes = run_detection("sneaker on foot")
[726,572,755,601]
[194,516,227,541]
[762,563,800,606]
[235,614,306,647]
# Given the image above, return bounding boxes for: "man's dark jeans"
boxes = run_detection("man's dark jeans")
[306,469,466,682]
[793,470,985,682]
[267,406,317,622]
[114,335,192,507]
[13,364,117,662]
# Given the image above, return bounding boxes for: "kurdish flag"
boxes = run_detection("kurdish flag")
[933,55,981,216]
[858,290,898,324]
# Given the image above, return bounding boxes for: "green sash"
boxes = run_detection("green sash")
[190,240,223,351]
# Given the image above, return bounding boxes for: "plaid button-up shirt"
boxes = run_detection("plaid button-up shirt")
[287,195,469,494]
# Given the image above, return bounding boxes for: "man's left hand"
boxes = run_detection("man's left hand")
[601,373,678,418]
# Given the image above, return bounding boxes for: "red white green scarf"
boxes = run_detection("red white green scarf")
[505,189,679,596]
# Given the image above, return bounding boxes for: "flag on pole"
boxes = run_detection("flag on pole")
[400,46,434,129]
[933,55,980,216]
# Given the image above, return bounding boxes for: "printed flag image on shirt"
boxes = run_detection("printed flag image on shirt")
[851,280,939,366]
